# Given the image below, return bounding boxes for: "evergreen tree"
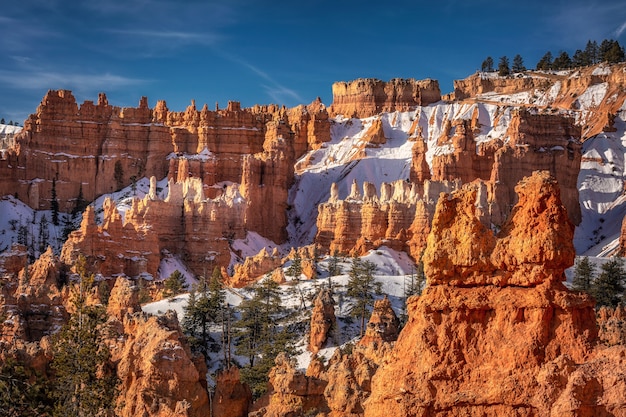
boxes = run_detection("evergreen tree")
[0,357,53,417]
[72,185,88,216]
[571,257,595,293]
[585,40,599,64]
[572,49,587,67]
[512,54,526,72]
[183,267,225,355]
[327,250,342,277]
[235,277,293,398]
[481,56,494,72]
[346,257,382,337]
[0,118,4,124]
[38,214,50,255]
[599,39,625,63]
[536,51,553,70]
[553,51,572,70]
[286,251,307,309]
[163,270,188,298]
[405,261,426,298]
[51,178,59,226]
[497,56,510,76]
[51,256,118,417]
[591,257,625,308]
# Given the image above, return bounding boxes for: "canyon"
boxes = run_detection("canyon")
[1,61,626,416]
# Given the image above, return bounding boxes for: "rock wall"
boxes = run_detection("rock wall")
[453,63,626,139]
[364,171,626,417]
[315,179,460,257]
[329,78,441,118]
[3,90,330,219]
[429,109,582,226]
[60,176,247,278]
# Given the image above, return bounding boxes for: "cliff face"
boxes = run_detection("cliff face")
[329,78,441,118]
[453,63,626,139]
[315,179,459,256]
[364,171,626,417]
[3,90,330,219]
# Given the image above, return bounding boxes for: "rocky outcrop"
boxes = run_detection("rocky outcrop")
[453,63,626,139]
[358,296,399,347]
[364,171,626,417]
[429,109,582,226]
[111,310,210,417]
[329,78,441,118]
[309,288,336,354]
[315,179,460,256]
[60,176,246,278]
[597,306,626,346]
[213,367,251,417]
[252,352,328,417]
[228,247,282,288]
[0,247,67,342]
[5,91,329,214]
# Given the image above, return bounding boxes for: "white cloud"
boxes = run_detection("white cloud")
[0,70,148,92]
[615,20,626,38]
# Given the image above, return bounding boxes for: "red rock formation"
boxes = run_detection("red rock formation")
[0,247,67,342]
[364,171,626,417]
[358,296,399,347]
[228,247,282,288]
[252,352,328,417]
[315,179,459,257]
[329,78,441,118]
[430,109,582,226]
[597,306,626,346]
[61,176,248,278]
[453,63,626,139]
[309,287,336,354]
[212,367,251,417]
[111,310,211,417]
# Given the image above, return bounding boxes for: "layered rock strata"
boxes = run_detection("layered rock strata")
[1,91,330,248]
[453,63,626,139]
[315,179,460,256]
[61,176,246,278]
[329,78,441,118]
[364,171,626,417]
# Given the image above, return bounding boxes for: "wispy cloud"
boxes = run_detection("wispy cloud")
[615,20,626,38]
[217,51,305,104]
[0,70,148,92]
[107,29,221,46]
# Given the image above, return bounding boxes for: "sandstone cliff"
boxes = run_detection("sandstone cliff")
[329,78,441,118]
[364,171,626,417]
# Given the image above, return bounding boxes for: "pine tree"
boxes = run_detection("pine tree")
[553,51,572,70]
[571,257,595,293]
[51,256,118,417]
[497,56,510,76]
[38,214,50,255]
[585,40,599,64]
[405,261,426,298]
[591,257,625,308]
[163,270,188,298]
[512,54,526,72]
[0,118,4,124]
[235,277,293,398]
[346,257,382,337]
[536,51,553,70]
[286,251,307,309]
[0,357,53,417]
[481,56,494,72]
[51,178,59,226]
[572,49,587,67]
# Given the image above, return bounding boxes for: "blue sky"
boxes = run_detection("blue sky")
[1,0,626,124]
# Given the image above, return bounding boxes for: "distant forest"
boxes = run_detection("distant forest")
[480,39,626,76]
[0,118,19,126]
